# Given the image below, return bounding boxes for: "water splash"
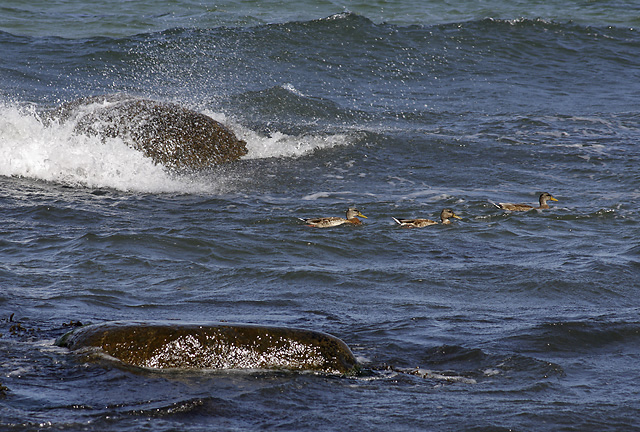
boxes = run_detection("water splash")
[0,101,354,193]
[0,102,186,192]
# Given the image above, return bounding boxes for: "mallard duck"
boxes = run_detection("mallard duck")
[299,208,367,228]
[493,192,558,211]
[392,208,462,228]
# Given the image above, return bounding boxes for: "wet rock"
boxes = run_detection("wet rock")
[50,95,248,170]
[56,321,359,375]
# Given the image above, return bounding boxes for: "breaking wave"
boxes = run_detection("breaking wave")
[0,99,355,193]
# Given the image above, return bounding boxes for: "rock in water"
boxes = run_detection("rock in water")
[56,321,359,375]
[51,95,248,170]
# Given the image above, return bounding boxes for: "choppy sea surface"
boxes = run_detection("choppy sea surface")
[1,1,639,431]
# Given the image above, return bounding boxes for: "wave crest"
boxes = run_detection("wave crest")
[0,100,356,193]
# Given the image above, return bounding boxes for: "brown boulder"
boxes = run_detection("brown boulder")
[51,95,247,170]
[56,321,359,375]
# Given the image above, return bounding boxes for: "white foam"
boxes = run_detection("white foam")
[414,368,477,384]
[300,191,377,201]
[281,83,306,97]
[0,102,355,193]
[204,110,354,160]
[0,103,195,193]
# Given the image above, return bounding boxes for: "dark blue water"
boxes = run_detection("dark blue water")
[1,2,639,430]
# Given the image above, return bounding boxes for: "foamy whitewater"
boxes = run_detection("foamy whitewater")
[0,91,356,193]
[1,1,639,431]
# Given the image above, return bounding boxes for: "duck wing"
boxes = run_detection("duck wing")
[301,217,348,228]
[496,202,534,211]
[392,217,437,227]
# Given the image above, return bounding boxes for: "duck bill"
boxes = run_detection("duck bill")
[358,213,368,219]
[550,197,559,202]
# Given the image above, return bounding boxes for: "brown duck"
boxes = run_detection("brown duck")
[299,208,367,228]
[392,208,462,228]
[493,192,558,211]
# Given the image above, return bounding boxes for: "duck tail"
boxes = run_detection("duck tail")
[488,200,501,209]
[391,217,403,225]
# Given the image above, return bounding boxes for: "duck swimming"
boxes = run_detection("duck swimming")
[392,208,462,228]
[299,208,367,228]
[493,192,558,211]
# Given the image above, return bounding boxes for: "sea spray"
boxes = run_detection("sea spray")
[0,100,356,193]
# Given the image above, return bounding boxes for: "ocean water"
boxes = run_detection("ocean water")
[1,1,640,431]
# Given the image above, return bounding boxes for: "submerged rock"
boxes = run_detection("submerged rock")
[50,95,248,170]
[56,321,359,375]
